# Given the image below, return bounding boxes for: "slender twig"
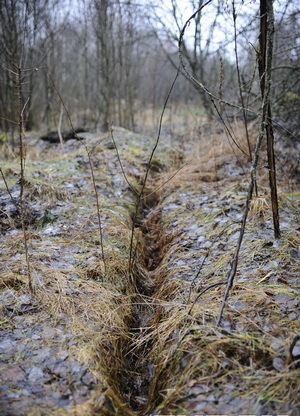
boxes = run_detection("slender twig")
[272,120,300,143]
[57,103,64,148]
[232,0,252,160]
[128,70,180,283]
[110,128,139,195]
[110,128,188,203]
[188,282,227,316]
[216,9,276,323]
[17,67,33,293]
[0,168,18,210]
[47,72,107,273]
[0,116,19,125]
[141,162,188,201]
[188,221,240,302]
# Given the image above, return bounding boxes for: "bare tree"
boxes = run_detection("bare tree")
[149,0,226,119]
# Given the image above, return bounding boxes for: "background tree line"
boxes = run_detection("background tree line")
[0,0,299,145]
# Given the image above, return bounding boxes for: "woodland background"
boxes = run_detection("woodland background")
[0,0,299,143]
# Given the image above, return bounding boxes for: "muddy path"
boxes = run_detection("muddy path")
[0,127,299,415]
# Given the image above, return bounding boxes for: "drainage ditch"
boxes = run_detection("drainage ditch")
[101,186,176,415]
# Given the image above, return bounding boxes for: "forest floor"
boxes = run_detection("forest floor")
[0,123,299,416]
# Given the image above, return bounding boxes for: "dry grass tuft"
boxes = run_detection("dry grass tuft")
[139,280,300,414]
[249,196,271,221]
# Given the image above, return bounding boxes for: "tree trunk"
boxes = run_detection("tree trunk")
[258,0,280,239]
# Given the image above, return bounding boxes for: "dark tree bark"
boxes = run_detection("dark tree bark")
[258,0,280,239]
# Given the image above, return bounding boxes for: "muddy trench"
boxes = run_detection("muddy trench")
[102,187,173,415]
